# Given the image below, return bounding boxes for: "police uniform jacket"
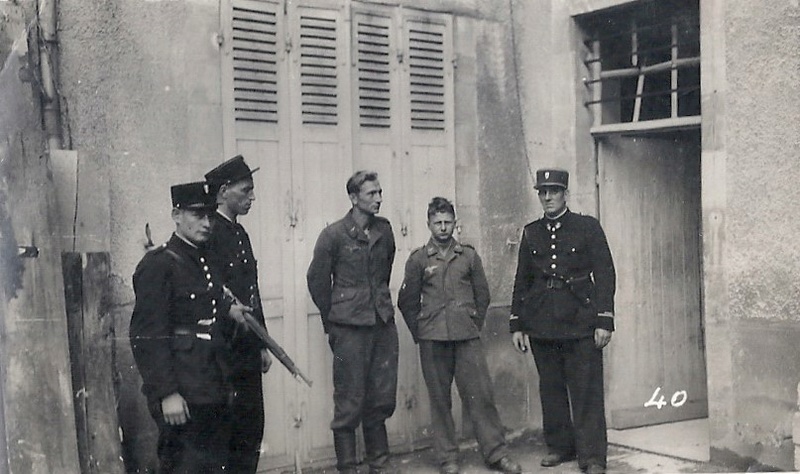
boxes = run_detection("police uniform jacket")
[307,210,396,331]
[510,209,616,339]
[130,234,234,405]
[207,211,267,374]
[398,239,490,342]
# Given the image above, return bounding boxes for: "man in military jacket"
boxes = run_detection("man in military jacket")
[205,155,272,473]
[307,170,398,474]
[130,181,250,473]
[398,197,521,474]
[510,168,616,474]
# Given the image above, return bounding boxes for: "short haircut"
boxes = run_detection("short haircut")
[427,196,455,219]
[346,170,379,195]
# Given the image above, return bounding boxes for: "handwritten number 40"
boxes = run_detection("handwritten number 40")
[644,387,688,409]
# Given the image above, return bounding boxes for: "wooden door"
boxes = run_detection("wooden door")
[222,0,456,469]
[598,130,707,428]
[397,9,459,442]
[221,0,300,468]
[287,1,356,463]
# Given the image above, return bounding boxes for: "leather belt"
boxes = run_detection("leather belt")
[545,274,590,290]
[174,326,212,341]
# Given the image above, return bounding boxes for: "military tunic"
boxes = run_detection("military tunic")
[207,210,267,474]
[510,209,615,338]
[509,209,616,470]
[398,239,511,466]
[130,233,235,473]
[306,210,398,471]
[398,240,489,341]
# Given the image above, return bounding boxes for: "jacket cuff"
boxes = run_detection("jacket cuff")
[509,314,521,333]
[596,312,615,331]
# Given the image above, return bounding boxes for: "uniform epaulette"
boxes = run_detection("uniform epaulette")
[460,243,475,250]
[145,243,168,256]
[410,245,427,258]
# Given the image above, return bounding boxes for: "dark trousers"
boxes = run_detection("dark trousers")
[328,319,399,471]
[152,402,233,474]
[228,371,264,473]
[530,337,607,469]
[419,338,508,465]
[328,320,399,430]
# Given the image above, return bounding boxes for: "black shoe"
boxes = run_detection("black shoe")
[585,464,606,474]
[488,456,522,474]
[440,461,460,474]
[540,452,576,467]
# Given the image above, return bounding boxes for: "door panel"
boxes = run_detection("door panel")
[288,3,355,460]
[221,0,298,468]
[599,131,707,429]
[222,1,456,469]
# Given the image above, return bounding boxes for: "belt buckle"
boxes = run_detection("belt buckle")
[546,277,564,289]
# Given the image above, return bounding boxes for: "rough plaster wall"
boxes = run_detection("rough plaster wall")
[725,0,800,322]
[710,0,800,470]
[471,0,542,433]
[57,0,225,470]
[475,1,535,306]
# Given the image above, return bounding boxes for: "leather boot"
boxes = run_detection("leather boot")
[333,429,358,474]
[363,423,390,473]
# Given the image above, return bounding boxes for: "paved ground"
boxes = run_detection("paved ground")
[304,430,733,474]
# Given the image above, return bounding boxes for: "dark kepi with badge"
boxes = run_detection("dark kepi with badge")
[534,168,569,189]
[170,181,217,211]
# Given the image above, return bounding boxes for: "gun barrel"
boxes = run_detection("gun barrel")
[241,313,313,387]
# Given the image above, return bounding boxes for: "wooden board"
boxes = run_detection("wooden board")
[63,252,125,473]
[598,130,708,428]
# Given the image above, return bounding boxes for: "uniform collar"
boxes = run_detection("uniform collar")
[425,238,463,257]
[168,233,206,262]
[343,209,380,243]
[216,208,236,224]
[544,207,570,221]
[174,232,199,249]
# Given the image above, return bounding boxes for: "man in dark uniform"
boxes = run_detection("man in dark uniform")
[205,155,272,474]
[307,170,398,474]
[510,168,616,474]
[398,197,522,474]
[130,181,251,473]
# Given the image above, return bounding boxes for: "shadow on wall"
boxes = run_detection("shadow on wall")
[482,307,542,433]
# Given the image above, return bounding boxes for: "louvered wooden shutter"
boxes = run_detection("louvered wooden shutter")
[355,15,392,129]
[230,0,279,123]
[299,14,338,125]
[407,20,446,131]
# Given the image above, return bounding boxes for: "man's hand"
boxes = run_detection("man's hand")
[161,392,190,425]
[594,328,612,349]
[228,301,253,328]
[260,348,273,373]
[512,331,530,353]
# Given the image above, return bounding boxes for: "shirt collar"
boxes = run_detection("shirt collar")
[425,238,463,257]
